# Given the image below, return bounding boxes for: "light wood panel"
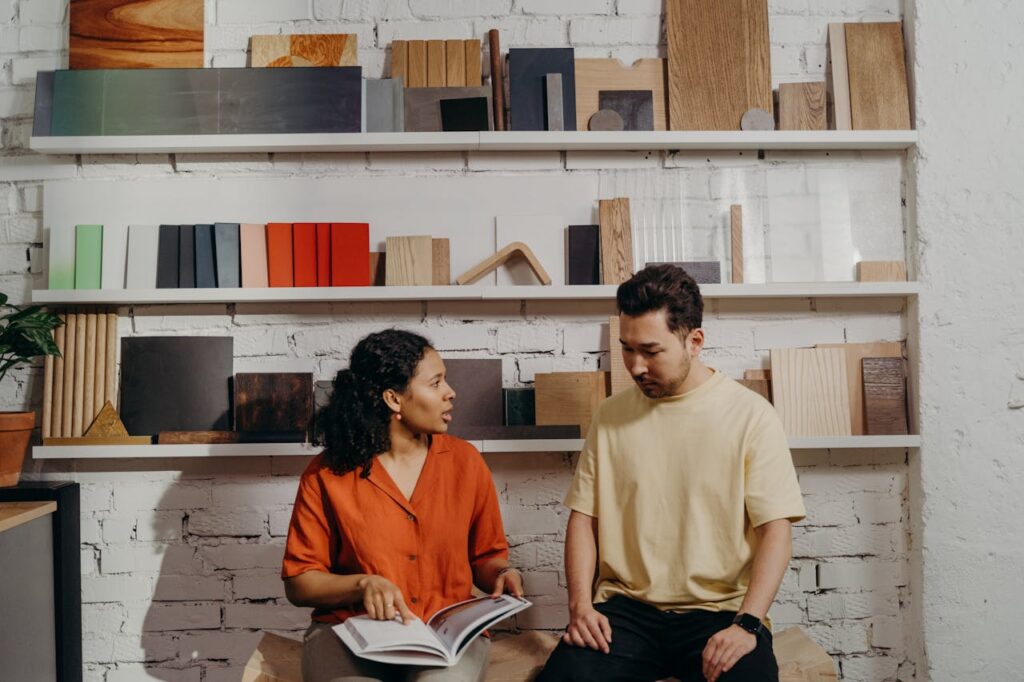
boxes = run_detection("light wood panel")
[407,40,427,87]
[846,22,911,130]
[856,260,907,282]
[827,23,852,130]
[446,41,466,87]
[391,40,408,83]
[105,313,118,409]
[599,198,633,284]
[72,311,87,436]
[465,39,483,86]
[770,347,852,437]
[61,313,76,437]
[779,82,827,131]
[432,238,450,285]
[427,40,446,86]
[70,0,204,69]
[667,0,772,130]
[575,58,668,131]
[730,204,743,283]
[535,372,609,434]
[608,315,632,395]
[252,34,357,67]
[818,341,904,435]
[385,236,433,286]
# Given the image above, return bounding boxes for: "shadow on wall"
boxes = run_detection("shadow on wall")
[132,458,312,681]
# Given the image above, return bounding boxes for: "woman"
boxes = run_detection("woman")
[282,329,523,682]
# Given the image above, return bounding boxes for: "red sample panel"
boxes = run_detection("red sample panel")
[292,223,317,288]
[331,222,370,286]
[316,223,331,286]
[266,223,294,287]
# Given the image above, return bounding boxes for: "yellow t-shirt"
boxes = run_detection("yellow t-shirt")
[565,369,806,614]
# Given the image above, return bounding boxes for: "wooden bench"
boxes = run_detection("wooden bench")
[243,627,836,682]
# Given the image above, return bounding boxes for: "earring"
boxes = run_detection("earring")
[396,414,402,421]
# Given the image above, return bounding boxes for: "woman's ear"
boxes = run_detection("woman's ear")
[382,388,402,415]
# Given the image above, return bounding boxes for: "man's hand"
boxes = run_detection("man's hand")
[702,624,757,681]
[563,604,612,654]
[357,575,414,624]
[491,568,525,598]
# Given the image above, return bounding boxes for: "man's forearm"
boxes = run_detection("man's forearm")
[737,518,792,620]
[565,510,599,610]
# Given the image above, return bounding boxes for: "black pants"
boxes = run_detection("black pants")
[536,596,778,682]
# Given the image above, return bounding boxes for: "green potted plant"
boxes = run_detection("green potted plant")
[0,293,62,487]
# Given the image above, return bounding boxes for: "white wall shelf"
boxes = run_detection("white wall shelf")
[31,282,919,306]
[29,130,918,155]
[32,435,920,459]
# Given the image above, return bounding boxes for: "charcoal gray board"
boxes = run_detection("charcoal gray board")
[599,90,654,131]
[508,48,577,131]
[48,67,362,136]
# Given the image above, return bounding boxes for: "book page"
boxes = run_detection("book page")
[339,616,447,656]
[427,595,530,655]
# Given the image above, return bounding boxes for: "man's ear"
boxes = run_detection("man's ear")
[688,328,706,355]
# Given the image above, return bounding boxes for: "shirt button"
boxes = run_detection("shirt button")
[407,513,415,521]
[409,554,417,561]
[411,597,418,604]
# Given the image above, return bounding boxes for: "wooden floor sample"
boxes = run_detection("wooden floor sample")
[856,261,907,282]
[779,82,827,131]
[846,22,912,130]
[817,342,904,435]
[666,0,772,130]
[535,372,609,434]
[70,0,204,69]
[608,315,632,395]
[575,58,668,131]
[770,348,852,437]
[600,198,634,284]
[863,357,909,435]
[385,236,432,286]
[251,34,357,67]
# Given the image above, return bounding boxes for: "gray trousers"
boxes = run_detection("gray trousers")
[302,622,491,682]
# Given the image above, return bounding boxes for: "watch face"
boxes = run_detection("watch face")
[734,613,762,634]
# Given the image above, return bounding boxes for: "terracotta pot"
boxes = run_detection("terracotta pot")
[0,411,35,487]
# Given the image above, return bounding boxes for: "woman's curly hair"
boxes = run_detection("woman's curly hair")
[314,329,433,477]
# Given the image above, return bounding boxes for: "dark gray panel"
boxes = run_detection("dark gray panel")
[32,70,54,136]
[0,515,56,682]
[214,223,241,288]
[599,90,654,131]
[442,358,503,433]
[509,48,577,131]
[119,336,233,435]
[646,261,722,284]
[366,78,404,133]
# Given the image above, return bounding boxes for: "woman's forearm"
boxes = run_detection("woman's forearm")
[473,556,511,593]
[284,570,369,609]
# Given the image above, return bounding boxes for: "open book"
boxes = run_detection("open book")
[334,594,531,667]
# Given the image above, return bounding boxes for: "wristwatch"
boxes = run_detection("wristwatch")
[732,613,767,638]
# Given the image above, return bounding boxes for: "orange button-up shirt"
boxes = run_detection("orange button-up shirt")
[282,434,509,624]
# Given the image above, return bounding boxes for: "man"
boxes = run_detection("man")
[537,264,806,682]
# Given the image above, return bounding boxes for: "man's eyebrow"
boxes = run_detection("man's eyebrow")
[620,339,662,348]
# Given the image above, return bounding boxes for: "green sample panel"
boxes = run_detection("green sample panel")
[74,224,103,290]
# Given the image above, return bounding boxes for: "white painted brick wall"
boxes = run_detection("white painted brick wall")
[0,0,938,677]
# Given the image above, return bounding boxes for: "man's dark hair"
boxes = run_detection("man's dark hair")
[616,264,704,334]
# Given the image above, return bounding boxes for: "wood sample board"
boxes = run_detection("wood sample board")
[666,0,772,130]
[391,39,482,87]
[845,22,912,130]
[770,347,852,437]
[70,0,204,69]
[251,34,357,67]
[817,341,904,435]
[574,58,668,131]
[778,82,827,131]
[599,198,633,284]
[385,236,433,286]
[608,315,632,395]
[535,372,609,434]
[863,357,909,435]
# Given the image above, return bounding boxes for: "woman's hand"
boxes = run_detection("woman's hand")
[491,567,525,598]
[357,575,415,624]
